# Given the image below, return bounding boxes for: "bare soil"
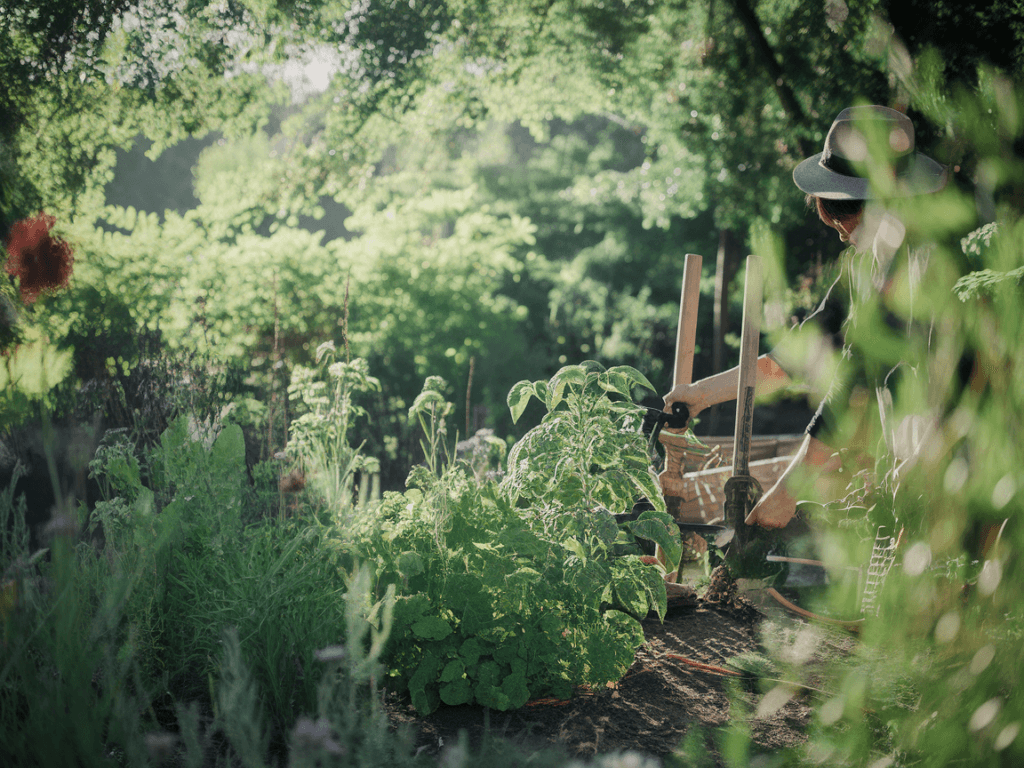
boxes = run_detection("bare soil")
[384,592,857,765]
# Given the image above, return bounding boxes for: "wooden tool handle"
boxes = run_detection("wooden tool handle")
[731,255,762,477]
[672,253,703,390]
[658,253,703,528]
[726,255,763,545]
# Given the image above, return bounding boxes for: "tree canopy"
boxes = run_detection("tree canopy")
[2,0,1023,452]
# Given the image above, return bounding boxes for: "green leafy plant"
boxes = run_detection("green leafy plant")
[1,467,158,767]
[954,222,1024,300]
[354,367,680,715]
[82,413,356,743]
[504,362,678,566]
[407,374,455,480]
[286,343,382,517]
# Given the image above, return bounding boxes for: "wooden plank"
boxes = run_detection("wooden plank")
[662,455,793,525]
[658,432,805,474]
[700,434,805,464]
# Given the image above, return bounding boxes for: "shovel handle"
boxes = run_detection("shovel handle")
[726,256,763,542]
[731,255,762,478]
[672,253,703,392]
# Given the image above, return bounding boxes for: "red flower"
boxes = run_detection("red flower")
[4,213,74,304]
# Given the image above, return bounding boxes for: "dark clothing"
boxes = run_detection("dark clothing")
[769,213,932,447]
[773,220,975,452]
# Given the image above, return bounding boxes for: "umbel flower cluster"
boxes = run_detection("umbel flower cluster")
[3,212,74,304]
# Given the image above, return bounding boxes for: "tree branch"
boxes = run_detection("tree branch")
[726,0,814,157]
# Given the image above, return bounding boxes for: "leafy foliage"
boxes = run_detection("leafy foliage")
[355,369,679,714]
[954,222,1024,300]
[80,413,354,741]
[5,2,1024,765]
[503,362,666,539]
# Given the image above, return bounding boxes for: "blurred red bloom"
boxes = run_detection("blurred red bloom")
[4,213,74,304]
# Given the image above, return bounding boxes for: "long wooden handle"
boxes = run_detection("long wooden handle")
[672,253,703,390]
[658,253,703,528]
[731,255,762,477]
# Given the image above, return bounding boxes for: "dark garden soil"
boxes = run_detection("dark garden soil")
[384,591,858,766]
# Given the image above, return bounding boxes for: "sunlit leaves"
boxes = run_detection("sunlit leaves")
[503,361,665,516]
[506,379,538,425]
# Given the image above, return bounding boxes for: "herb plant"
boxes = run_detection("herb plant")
[286,343,382,517]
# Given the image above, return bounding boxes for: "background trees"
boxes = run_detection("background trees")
[2,0,1022,476]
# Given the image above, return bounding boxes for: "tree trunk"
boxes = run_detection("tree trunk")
[726,0,814,157]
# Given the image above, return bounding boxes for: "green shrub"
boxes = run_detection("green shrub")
[355,365,679,714]
[84,412,354,741]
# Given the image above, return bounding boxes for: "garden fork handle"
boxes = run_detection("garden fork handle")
[731,255,762,478]
[669,253,703,416]
[654,253,702,577]
[724,255,764,547]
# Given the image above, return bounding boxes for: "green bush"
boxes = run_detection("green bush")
[85,413,354,739]
[352,365,679,714]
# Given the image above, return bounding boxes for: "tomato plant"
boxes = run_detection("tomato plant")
[352,365,680,714]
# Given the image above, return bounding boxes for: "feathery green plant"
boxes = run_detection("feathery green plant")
[287,342,382,519]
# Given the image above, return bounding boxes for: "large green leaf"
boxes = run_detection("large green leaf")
[408,653,442,714]
[632,468,667,513]
[459,637,483,667]
[440,659,466,682]
[612,574,649,618]
[397,551,426,579]
[439,678,472,706]
[563,537,587,564]
[507,379,537,424]
[598,369,633,399]
[630,557,668,620]
[411,615,453,641]
[625,510,681,572]
[546,364,587,411]
[606,365,656,395]
[501,670,531,709]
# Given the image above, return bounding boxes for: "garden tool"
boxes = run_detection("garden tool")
[650,254,725,579]
[722,255,764,553]
[654,253,721,535]
[653,253,791,531]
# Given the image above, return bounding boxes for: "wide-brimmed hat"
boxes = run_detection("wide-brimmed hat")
[793,106,947,200]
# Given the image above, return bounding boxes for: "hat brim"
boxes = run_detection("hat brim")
[793,152,948,200]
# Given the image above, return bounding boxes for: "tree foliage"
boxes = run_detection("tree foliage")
[4,0,1022,459]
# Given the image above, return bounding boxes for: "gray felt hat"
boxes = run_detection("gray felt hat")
[793,106,947,200]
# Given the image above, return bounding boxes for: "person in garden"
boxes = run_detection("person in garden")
[664,105,948,529]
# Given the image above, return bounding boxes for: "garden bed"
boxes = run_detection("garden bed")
[385,594,857,765]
